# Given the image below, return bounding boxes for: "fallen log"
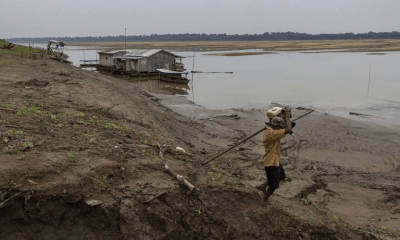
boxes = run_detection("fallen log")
[349,112,372,117]
[296,106,313,111]
[0,43,14,50]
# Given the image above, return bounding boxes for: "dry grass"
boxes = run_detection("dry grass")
[69,39,400,52]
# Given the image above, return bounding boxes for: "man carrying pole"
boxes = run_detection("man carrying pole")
[203,106,314,201]
[257,107,292,203]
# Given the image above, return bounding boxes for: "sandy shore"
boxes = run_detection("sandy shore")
[69,39,400,52]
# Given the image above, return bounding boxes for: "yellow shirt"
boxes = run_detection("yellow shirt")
[263,127,285,166]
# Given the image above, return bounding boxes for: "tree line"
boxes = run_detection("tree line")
[7,31,400,43]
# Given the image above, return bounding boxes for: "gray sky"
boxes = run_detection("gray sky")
[1,0,400,38]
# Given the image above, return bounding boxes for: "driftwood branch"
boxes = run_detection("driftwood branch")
[0,192,22,208]
[143,191,166,203]
[0,107,14,111]
[0,43,14,50]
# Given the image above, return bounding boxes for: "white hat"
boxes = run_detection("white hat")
[267,107,282,119]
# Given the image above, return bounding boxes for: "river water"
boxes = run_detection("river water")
[180,50,400,129]
[21,44,400,128]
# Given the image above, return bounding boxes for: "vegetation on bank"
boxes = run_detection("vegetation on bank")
[7,31,400,43]
[0,40,44,55]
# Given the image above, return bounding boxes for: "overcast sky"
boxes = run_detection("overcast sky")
[1,0,400,38]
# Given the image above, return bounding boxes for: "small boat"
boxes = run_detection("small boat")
[156,69,190,84]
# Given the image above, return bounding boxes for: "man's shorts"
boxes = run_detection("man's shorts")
[264,164,286,190]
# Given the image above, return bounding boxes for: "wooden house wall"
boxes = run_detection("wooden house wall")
[138,59,147,72]
[126,51,176,73]
[99,52,125,66]
[126,60,131,71]
[147,52,175,72]
[128,60,138,72]
[99,54,113,66]
[113,51,178,72]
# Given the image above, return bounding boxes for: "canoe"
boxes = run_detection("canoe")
[156,69,189,75]
[157,68,190,84]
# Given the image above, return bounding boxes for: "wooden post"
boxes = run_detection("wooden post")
[165,164,195,192]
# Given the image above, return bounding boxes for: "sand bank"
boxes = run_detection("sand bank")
[69,39,400,52]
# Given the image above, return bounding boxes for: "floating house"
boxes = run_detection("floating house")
[98,49,185,73]
[98,50,127,67]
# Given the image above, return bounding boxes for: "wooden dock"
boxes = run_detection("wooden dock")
[80,60,99,68]
[80,64,98,68]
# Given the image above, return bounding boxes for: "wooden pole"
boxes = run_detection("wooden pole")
[191,50,195,103]
[202,110,315,165]
[192,50,195,70]
[202,128,266,165]
[165,164,195,192]
[368,65,371,97]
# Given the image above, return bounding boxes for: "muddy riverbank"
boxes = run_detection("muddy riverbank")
[0,43,399,239]
[155,93,400,238]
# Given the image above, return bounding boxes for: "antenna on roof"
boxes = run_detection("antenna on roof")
[125,28,127,53]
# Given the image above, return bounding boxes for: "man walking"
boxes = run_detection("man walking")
[257,108,292,203]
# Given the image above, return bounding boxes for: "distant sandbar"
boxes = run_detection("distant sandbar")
[206,51,277,56]
[68,40,400,52]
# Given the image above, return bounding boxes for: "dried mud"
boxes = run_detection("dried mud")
[0,47,399,240]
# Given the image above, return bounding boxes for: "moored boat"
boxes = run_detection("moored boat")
[156,69,190,84]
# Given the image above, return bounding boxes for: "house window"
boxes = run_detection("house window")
[106,57,108,60]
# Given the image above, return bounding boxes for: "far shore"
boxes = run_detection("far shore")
[67,39,400,52]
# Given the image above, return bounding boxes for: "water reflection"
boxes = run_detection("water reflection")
[191,73,195,103]
[125,78,190,95]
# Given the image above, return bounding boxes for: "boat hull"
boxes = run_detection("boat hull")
[159,77,190,84]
